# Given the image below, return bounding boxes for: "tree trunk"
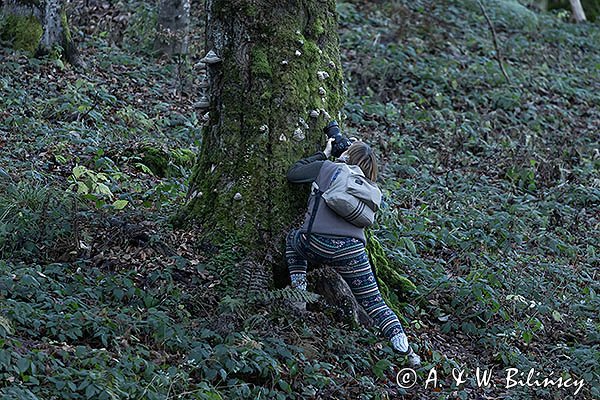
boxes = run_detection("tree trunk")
[0,0,81,65]
[184,0,345,262]
[309,267,374,328]
[570,0,587,21]
[154,0,191,57]
[547,0,599,22]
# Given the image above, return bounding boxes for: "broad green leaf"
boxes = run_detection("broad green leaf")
[552,310,562,322]
[112,200,128,210]
[72,165,87,179]
[77,181,89,195]
[95,183,113,198]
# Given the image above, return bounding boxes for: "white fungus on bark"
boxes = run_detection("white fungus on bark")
[195,96,209,109]
[201,50,222,64]
[317,71,330,80]
[292,128,305,141]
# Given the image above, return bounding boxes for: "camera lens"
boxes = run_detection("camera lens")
[323,120,352,158]
[324,120,341,142]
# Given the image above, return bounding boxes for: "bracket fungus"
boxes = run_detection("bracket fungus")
[195,96,210,109]
[292,128,306,141]
[199,77,209,88]
[317,71,330,80]
[201,50,222,65]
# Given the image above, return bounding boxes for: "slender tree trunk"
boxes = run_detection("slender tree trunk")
[570,0,587,21]
[154,0,191,57]
[0,0,81,65]
[184,0,344,267]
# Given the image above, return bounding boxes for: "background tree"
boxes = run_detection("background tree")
[569,0,587,20]
[546,0,600,21]
[154,0,191,57]
[0,0,81,65]
[184,0,345,274]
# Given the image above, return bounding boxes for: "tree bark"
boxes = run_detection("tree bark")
[570,0,587,21]
[154,0,191,57]
[309,267,373,328]
[184,0,345,260]
[0,0,81,65]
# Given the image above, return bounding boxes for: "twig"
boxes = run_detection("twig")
[476,0,511,84]
[78,91,100,122]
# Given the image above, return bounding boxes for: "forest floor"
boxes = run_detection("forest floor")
[1,0,599,399]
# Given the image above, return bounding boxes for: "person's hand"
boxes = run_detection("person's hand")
[323,137,335,158]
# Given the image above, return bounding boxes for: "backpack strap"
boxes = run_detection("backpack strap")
[305,182,322,238]
[305,165,344,238]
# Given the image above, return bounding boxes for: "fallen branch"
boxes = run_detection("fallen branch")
[476,0,511,84]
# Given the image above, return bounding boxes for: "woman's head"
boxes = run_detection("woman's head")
[343,141,378,181]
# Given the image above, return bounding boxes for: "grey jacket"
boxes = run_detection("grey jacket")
[287,153,367,245]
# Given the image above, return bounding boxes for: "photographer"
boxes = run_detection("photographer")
[285,123,421,366]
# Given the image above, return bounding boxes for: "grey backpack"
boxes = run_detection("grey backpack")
[308,164,382,230]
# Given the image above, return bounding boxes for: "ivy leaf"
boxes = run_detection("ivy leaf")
[372,358,392,379]
[552,310,562,322]
[95,183,113,199]
[72,165,87,179]
[77,181,89,195]
[112,200,129,210]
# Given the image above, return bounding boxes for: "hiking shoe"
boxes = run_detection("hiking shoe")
[404,346,422,367]
[391,332,421,367]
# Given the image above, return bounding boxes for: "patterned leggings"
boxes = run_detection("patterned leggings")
[285,229,405,339]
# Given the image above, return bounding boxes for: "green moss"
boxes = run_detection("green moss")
[171,148,196,166]
[138,145,194,177]
[366,231,417,317]
[251,46,272,78]
[312,19,325,36]
[60,10,72,43]
[244,4,258,18]
[0,14,43,54]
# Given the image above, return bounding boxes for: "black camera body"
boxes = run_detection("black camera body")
[323,120,352,158]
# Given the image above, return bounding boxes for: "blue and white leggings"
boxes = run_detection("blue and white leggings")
[285,229,405,340]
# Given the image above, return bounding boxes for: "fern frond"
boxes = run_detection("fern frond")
[252,287,320,303]
[239,260,271,299]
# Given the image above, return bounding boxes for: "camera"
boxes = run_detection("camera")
[323,120,352,158]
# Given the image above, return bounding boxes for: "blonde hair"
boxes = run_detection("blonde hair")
[346,142,378,181]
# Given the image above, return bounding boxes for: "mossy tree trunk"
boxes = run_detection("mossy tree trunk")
[185,0,344,276]
[0,0,81,65]
[154,0,191,57]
